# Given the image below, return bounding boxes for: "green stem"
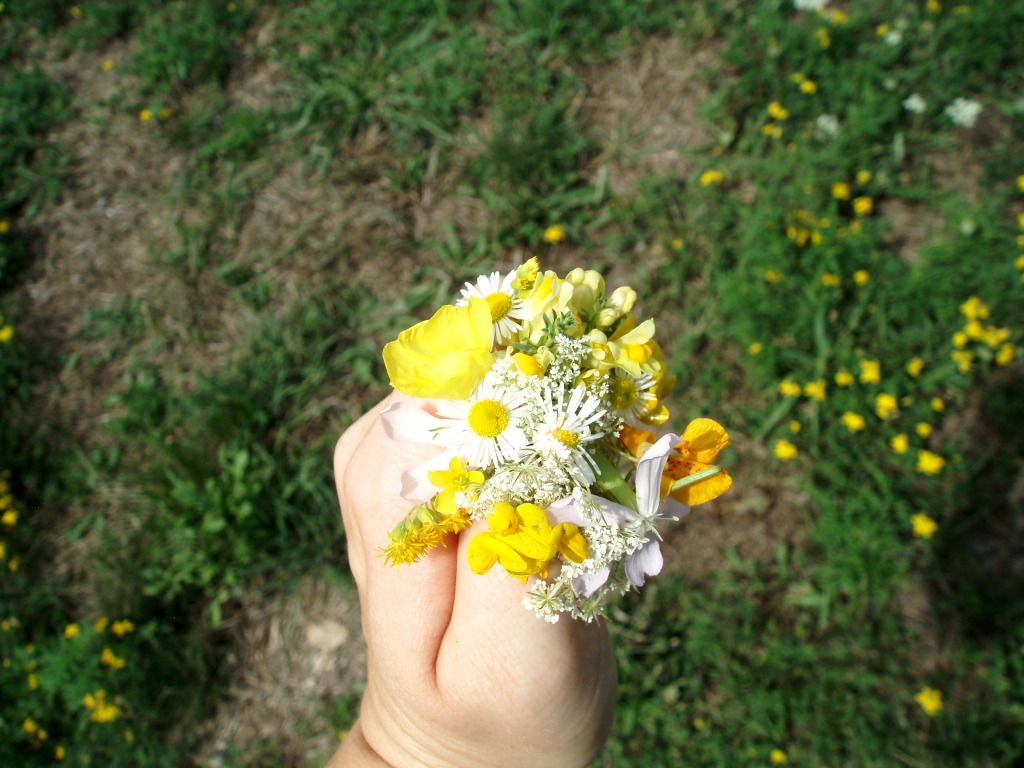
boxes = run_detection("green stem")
[669,466,722,493]
[593,451,637,510]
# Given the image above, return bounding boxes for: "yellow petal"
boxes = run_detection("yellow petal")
[554,524,588,563]
[680,418,730,463]
[672,469,733,506]
[468,534,528,575]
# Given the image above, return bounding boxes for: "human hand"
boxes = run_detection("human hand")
[327,393,617,768]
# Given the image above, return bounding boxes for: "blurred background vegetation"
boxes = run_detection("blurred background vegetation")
[1,0,1023,765]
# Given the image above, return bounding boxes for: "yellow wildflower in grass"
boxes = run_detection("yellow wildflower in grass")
[789,420,802,434]
[763,268,785,283]
[467,502,587,582]
[693,718,705,731]
[906,357,925,378]
[23,717,38,734]
[774,439,799,461]
[671,237,684,250]
[959,296,989,320]
[1017,174,1024,192]
[832,182,851,200]
[1014,254,1024,269]
[0,541,5,560]
[917,450,946,475]
[158,107,172,120]
[101,647,126,670]
[748,342,763,355]
[761,123,783,139]
[8,557,19,572]
[94,617,109,632]
[84,690,120,723]
[931,397,945,412]
[854,270,870,286]
[821,272,841,287]
[875,393,899,420]
[859,359,881,384]
[824,8,848,24]
[853,196,874,216]
[138,109,153,123]
[816,26,831,48]
[916,423,933,439]
[996,343,1015,366]
[778,379,801,397]
[841,412,866,432]
[890,434,909,454]
[951,331,968,348]
[915,686,944,716]
[876,23,891,36]
[770,749,789,765]
[981,326,1010,348]
[383,300,493,398]
[0,324,13,343]
[542,224,566,244]
[70,5,82,19]
[28,673,39,689]
[856,169,872,185]
[64,624,80,638]
[912,513,939,539]
[951,350,973,373]
[102,58,114,72]
[699,169,725,187]
[804,379,827,401]
[799,79,818,94]
[1,509,15,526]
[56,745,66,761]
[928,0,942,11]
[768,101,789,121]
[1018,235,1024,248]
[0,219,9,233]
[835,369,854,387]
[111,619,135,637]
[227,1,238,11]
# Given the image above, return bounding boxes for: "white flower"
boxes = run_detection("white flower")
[457,270,532,346]
[607,371,659,423]
[793,0,827,11]
[433,384,531,469]
[884,29,902,46]
[531,385,608,484]
[945,97,981,128]
[815,114,840,138]
[903,93,927,114]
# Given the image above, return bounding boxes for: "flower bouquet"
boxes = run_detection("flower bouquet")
[379,258,732,621]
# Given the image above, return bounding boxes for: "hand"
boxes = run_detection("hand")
[327,393,617,768]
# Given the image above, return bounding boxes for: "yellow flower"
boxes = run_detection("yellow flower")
[832,182,851,200]
[853,270,870,286]
[748,342,763,355]
[890,434,909,454]
[0,220,9,233]
[816,26,831,48]
[1,510,15,526]
[996,343,1015,366]
[101,647,126,669]
[763,269,785,283]
[383,503,472,566]
[841,412,866,432]
[542,224,566,244]
[774,439,798,460]
[770,749,789,765]
[1014,255,1024,269]
[64,624,80,638]
[905,357,925,378]
[467,502,587,582]
[23,717,38,734]
[70,5,82,19]
[803,379,827,401]
[778,379,801,397]
[951,349,973,373]
[876,23,891,36]
[94,617,109,633]
[382,300,493,398]
[138,109,153,123]
[428,457,484,516]
[927,0,943,10]
[699,169,725,187]
[835,369,854,387]
[917,450,946,475]
[227,1,237,11]
[959,296,989,320]
[55,745,66,761]
[875,393,898,420]
[28,673,39,689]
[1018,174,1024,193]
[914,686,943,716]
[111,619,135,637]
[0,325,12,343]
[693,717,705,731]
[102,59,114,72]
[856,169,872,185]
[821,272,841,287]
[916,422,933,439]
[859,359,881,384]
[768,101,789,121]
[8,557,19,572]
[663,419,733,505]
[788,420,802,434]
[931,397,945,412]
[912,513,938,539]
[799,79,818,94]
[761,122,783,139]
[853,196,874,217]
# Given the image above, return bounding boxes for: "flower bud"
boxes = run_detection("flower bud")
[609,286,637,314]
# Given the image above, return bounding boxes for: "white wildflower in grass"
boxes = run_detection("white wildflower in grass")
[903,93,927,114]
[434,383,531,469]
[531,385,608,484]
[458,270,532,346]
[793,0,827,11]
[883,29,903,46]
[815,114,840,138]
[945,97,982,128]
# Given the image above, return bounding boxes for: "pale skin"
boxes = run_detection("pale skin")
[327,393,618,768]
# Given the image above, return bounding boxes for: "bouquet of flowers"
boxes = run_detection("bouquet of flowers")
[379,257,732,621]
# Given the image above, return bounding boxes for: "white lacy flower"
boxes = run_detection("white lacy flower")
[815,114,840,138]
[458,270,532,346]
[793,0,827,11]
[531,385,607,484]
[945,97,981,128]
[903,93,927,114]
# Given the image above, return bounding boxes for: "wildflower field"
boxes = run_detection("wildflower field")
[2,0,1023,765]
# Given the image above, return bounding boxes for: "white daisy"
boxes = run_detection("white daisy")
[433,384,530,469]
[457,270,532,346]
[531,385,607,484]
[607,371,660,423]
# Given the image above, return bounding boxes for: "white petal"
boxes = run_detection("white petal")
[572,565,610,597]
[547,497,587,526]
[592,495,639,525]
[381,401,445,444]
[625,538,663,587]
[663,498,690,521]
[634,432,679,519]
[399,449,458,502]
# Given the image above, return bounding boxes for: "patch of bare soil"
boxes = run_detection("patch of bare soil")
[879,198,946,265]
[582,37,720,196]
[195,576,367,767]
[660,433,809,580]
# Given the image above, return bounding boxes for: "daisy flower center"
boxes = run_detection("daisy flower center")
[551,428,580,449]
[468,399,510,438]
[610,378,638,410]
[485,292,512,321]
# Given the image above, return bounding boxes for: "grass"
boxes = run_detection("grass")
[1,0,1023,764]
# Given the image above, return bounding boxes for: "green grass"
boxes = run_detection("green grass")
[1,0,1023,764]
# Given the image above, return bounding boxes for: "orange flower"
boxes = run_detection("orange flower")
[662,419,733,505]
